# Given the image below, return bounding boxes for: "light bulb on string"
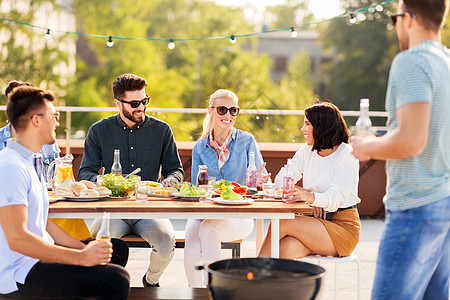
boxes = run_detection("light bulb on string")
[375,4,384,12]
[349,13,357,24]
[230,35,237,44]
[106,36,114,47]
[290,27,297,38]
[168,39,175,49]
[44,29,51,40]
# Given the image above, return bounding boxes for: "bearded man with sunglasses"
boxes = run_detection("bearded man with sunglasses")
[78,73,183,287]
[351,0,449,299]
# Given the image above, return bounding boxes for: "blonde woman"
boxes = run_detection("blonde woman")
[184,89,269,287]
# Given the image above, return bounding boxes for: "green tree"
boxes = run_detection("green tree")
[320,0,398,117]
[0,0,69,126]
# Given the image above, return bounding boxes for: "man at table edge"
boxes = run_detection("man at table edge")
[1,80,92,241]
[0,86,130,298]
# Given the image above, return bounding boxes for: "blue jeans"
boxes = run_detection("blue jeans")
[372,196,450,300]
[91,218,175,284]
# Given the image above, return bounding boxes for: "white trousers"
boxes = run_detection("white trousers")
[184,218,254,287]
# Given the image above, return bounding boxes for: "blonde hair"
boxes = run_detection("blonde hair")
[200,89,239,139]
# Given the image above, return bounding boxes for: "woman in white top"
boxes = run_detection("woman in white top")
[259,101,361,258]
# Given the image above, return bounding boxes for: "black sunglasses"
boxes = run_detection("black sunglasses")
[212,106,240,116]
[390,12,417,26]
[116,95,150,108]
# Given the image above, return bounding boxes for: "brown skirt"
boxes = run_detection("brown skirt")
[317,208,361,257]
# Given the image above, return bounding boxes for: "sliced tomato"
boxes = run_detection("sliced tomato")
[214,188,223,194]
[232,186,247,195]
[231,182,240,188]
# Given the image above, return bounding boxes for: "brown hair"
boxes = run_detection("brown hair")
[6,86,55,132]
[5,80,35,98]
[304,101,349,152]
[403,0,449,32]
[112,73,148,100]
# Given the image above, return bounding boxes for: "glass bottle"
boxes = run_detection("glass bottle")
[282,159,295,203]
[197,165,209,186]
[246,151,257,192]
[96,212,111,242]
[355,98,373,136]
[111,149,122,176]
[96,212,111,265]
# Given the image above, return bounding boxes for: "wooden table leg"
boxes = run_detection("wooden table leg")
[255,219,264,255]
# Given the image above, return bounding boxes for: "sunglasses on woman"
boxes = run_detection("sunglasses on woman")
[116,95,150,108]
[211,106,240,116]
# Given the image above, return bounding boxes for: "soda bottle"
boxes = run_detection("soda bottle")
[111,149,122,176]
[197,165,209,186]
[282,159,295,203]
[355,98,373,136]
[96,212,111,265]
[246,151,257,192]
[96,212,111,242]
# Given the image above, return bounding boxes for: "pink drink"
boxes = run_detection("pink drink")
[246,169,257,190]
[282,176,295,203]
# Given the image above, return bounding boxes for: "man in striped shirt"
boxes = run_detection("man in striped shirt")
[352,0,449,299]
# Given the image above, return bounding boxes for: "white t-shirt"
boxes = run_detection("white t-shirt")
[0,140,54,294]
[274,143,360,212]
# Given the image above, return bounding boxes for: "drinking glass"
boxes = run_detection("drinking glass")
[208,177,216,191]
[135,183,148,203]
[96,175,103,186]
[263,183,275,200]
[199,185,212,203]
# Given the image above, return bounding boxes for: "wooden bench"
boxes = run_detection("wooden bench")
[121,232,242,258]
[1,287,210,300]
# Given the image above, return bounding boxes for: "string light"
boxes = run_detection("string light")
[0,0,396,46]
[290,27,297,38]
[168,39,175,49]
[44,28,51,40]
[106,36,114,47]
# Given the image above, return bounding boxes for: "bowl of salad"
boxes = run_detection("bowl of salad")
[102,174,141,197]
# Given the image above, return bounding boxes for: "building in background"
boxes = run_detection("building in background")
[257,30,330,95]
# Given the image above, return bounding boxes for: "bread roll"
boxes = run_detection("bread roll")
[70,182,88,196]
[55,187,75,197]
[155,188,173,196]
[80,189,100,197]
[94,186,112,196]
[79,180,97,189]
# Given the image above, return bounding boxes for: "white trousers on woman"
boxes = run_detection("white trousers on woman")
[184,218,254,287]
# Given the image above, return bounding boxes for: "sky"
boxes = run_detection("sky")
[214,0,342,21]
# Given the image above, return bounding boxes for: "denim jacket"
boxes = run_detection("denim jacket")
[191,128,266,186]
[0,123,60,180]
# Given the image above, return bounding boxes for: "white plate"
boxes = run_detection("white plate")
[142,181,163,188]
[214,197,255,205]
[62,195,110,201]
[48,196,63,202]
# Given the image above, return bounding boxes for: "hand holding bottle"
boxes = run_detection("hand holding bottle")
[79,240,113,267]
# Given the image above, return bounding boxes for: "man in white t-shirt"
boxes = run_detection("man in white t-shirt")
[0,86,130,299]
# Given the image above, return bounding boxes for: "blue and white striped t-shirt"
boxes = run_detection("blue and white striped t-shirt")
[384,41,450,210]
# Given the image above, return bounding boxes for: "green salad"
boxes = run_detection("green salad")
[102,174,140,197]
[178,182,206,196]
[214,179,231,189]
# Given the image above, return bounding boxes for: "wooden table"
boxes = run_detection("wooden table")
[49,197,312,258]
